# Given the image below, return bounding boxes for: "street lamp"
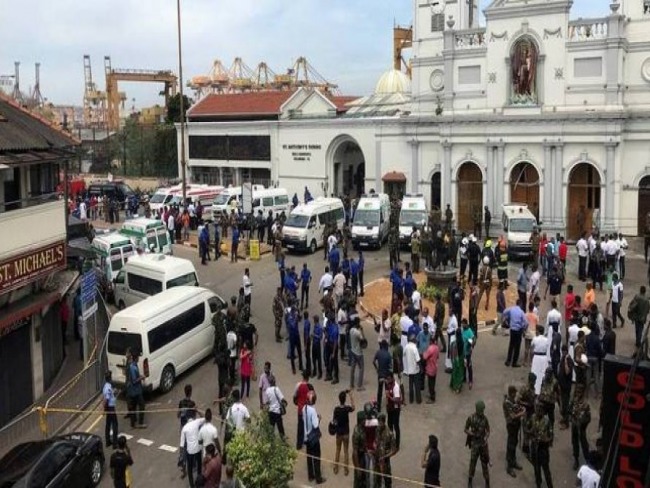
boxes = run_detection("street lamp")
[176,0,187,204]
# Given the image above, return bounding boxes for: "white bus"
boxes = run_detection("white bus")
[351,193,391,249]
[282,197,345,253]
[113,254,199,309]
[106,286,226,393]
[210,184,266,221]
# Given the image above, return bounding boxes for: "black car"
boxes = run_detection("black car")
[0,433,104,488]
[87,181,135,208]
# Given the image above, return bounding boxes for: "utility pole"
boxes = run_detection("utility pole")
[176,0,187,204]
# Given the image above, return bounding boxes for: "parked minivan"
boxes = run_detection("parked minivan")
[120,218,171,254]
[399,194,428,248]
[91,233,136,283]
[282,198,345,253]
[351,193,391,249]
[502,203,538,258]
[210,185,266,220]
[113,254,199,309]
[106,286,226,393]
[252,188,291,218]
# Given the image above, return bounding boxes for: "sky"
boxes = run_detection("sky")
[0,0,611,109]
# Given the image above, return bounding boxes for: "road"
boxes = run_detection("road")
[78,235,646,488]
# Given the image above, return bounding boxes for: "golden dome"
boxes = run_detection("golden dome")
[374,69,411,95]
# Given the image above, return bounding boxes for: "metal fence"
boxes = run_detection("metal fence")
[0,293,111,458]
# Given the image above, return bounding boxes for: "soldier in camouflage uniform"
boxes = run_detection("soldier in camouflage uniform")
[516,372,537,458]
[464,400,491,488]
[272,287,285,343]
[374,413,397,488]
[538,367,560,427]
[388,228,399,270]
[570,389,591,470]
[212,309,229,413]
[502,385,525,478]
[352,411,368,488]
[530,402,554,488]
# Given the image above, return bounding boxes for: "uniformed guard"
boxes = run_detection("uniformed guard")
[530,402,554,488]
[570,389,591,470]
[352,410,368,488]
[464,400,491,488]
[516,372,537,458]
[212,309,229,414]
[272,287,285,343]
[388,228,399,270]
[502,385,525,478]
[374,413,397,488]
[538,367,560,427]
[495,237,509,287]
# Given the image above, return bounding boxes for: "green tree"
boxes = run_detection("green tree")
[226,414,297,488]
[166,93,193,123]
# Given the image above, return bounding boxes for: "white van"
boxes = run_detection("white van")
[148,187,179,214]
[120,218,171,255]
[502,203,538,258]
[252,188,291,218]
[282,197,345,253]
[113,254,199,309]
[399,194,428,247]
[351,193,391,249]
[106,286,226,393]
[91,233,136,283]
[211,184,266,221]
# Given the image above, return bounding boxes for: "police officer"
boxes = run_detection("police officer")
[351,411,367,488]
[272,287,285,343]
[517,372,537,459]
[502,385,525,478]
[375,413,397,487]
[465,400,491,488]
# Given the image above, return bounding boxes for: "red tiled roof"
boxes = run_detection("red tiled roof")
[188,91,295,118]
[188,91,360,118]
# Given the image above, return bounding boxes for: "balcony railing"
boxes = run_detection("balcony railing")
[568,18,609,41]
[454,29,486,50]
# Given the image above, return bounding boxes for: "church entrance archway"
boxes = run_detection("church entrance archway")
[510,162,540,222]
[638,176,650,236]
[567,163,601,240]
[431,172,441,212]
[330,137,365,198]
[457,162,483,233]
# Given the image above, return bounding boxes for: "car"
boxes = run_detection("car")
[0,432,105,488]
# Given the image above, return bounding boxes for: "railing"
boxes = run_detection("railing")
[0,191,60,213]
[568,19,609,41]
[454,29,486,49]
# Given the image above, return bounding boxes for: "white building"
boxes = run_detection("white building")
[180,0,650,238]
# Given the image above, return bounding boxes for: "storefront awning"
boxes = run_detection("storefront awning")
[0,291,60,333]
[382,171,407,183]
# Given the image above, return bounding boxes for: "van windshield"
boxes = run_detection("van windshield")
[213,194,231,205]
[399,210,428,227]
[285,214,309,228]
[149,193,168,204]
[354,209,379,227]
[509,218,535,233]
[107,331,143,356]
[167,272,199,288]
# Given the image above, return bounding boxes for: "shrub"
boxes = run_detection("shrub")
[226,413,297,488]
[418,283,448,302]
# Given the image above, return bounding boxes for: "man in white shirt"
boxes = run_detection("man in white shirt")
[265,376,287,439]
[402,336,421,404]
[606,235,619,271]
[243,268,252,306]
[303,392,324,483]
[421,307,435,337]
[198,408,220,456]
[611,273,625,328]
[327,233,338,253]
[377,309,392,344]
[318,266,333,294]
[617,232,628,280]
[577,451,601,488]
[411,288,422,316]
[546,302,562,342]
[179,411,206,487]
[399,311,414,350]
[444,312,459,372]
[576,235,589,281]
[167,212,176,247]
[528,265,541,302]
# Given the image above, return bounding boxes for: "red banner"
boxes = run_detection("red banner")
[0,241,66,293]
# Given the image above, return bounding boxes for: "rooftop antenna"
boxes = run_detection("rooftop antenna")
[12,61,23,103]
[32,62,44,108]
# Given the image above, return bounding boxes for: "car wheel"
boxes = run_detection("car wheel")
[89,455,103,486]
[309,239,317,254]
[160,365,175,393]
[118,300,126,310]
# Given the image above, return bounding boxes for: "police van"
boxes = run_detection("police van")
[399,194,428,248]
[351,193,391,249]
[501,203,538,258]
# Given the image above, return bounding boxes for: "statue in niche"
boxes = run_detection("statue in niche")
[510,38,538,105]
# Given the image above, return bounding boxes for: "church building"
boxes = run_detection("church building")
[180,0,650,238]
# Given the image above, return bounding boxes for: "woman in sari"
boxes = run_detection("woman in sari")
[450,325,465,393]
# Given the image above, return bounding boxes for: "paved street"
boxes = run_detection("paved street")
[78,234,646,488]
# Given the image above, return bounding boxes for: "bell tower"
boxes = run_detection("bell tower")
[431,0,478,30]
